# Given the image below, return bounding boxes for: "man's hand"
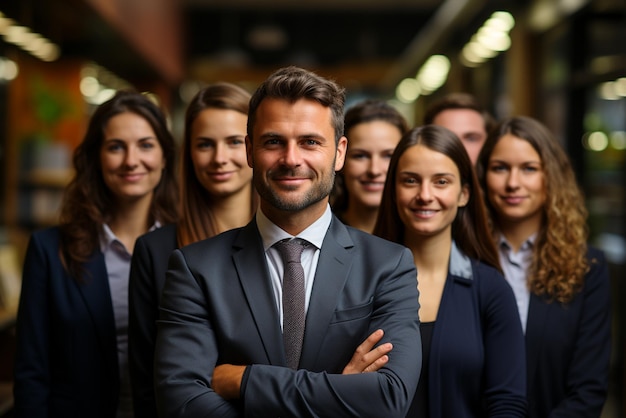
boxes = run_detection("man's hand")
[212,364,246,400]
[342,329,392,374]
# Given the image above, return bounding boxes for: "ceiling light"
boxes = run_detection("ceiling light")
[587,131,608,151]
[0,12,61,62]
[614,78,626,97]
[610,131,626,150]
[396,78,421,103]
[461,11,515,68]
[0,57,18,81]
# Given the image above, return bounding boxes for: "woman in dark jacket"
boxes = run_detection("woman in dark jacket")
[128,82,257,418]
[477,116,611,417]
[375,125,527,417]
[14,90,178,418]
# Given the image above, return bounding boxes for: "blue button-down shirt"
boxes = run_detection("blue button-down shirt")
[498,234,535,333]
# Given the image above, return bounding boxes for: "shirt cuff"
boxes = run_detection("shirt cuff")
[240,365,251,400]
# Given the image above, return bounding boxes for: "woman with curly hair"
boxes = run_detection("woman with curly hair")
[331,99,407,233]
[128,82,257,417]
[374,125,527,417]
[476,116,611,417]
[14,90,178,418]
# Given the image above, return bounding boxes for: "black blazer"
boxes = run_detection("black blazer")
[410,244,526,418]
[155,216,422,417]
[14,227,119,418]
[128,223,178,418]
[525,247,611,417]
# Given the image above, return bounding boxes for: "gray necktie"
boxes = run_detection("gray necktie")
[274,239,306,369]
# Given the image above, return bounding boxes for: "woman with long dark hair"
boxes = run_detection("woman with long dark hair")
[14,90,178,418]
[374,125,526,417]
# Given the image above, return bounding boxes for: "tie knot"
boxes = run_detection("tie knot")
[274,239,305,264]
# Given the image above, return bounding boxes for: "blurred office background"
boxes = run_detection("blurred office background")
[0,0,624,416]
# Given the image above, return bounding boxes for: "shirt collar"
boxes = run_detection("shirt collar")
[256,204,332,251]
[100,221,162,252]
[449,240,473,280]
[498,232,536,251]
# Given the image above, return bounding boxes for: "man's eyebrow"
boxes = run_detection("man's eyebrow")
[258,132,284,140]
[299,133,325,141]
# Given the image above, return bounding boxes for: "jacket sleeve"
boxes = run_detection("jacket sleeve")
[480,268,527,417]
[155,249,242,418]
[549,249,611,417]
[155,247,421,418]
[241,248,421,418]
[13,233,52,418]
[128,236,160,418]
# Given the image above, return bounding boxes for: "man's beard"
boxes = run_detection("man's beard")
[253,165,336,212]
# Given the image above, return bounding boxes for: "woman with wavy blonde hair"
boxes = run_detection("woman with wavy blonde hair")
[476,115,611,417]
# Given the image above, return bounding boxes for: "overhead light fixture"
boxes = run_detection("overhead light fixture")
[0,56,18,81]
[396,78,421,104]
[417,55,451,95]
[80,63,131,105]
[529,0,590,31]
[395,55,450,103]
[0,11,61,62]
[460,11,515,68]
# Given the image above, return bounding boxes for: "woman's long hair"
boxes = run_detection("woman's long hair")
[476,116,589,303]
[331,99,408,214]
[59,90,178,280]
[374,125,501,272]
[177,82,257,247]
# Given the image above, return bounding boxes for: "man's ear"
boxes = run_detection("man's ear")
[335,136,347,171]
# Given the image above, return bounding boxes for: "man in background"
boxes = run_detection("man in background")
[424,92,494,165]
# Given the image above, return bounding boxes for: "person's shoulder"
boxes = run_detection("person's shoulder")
[468,258,509,289]
[29,225,62,245]
[586,245,607,264]
[584,245,610,287]
[341,224,410,259]
[133,225,178,265]
[180,225,245,255]
[136,224,177,247]
[471,259,503,278]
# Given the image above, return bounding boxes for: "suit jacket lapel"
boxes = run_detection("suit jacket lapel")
[299,218,353,369]
[525,293,549,385]
[233,220,285,365]
[75,252,118,366]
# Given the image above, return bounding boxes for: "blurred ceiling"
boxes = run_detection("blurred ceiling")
[1,0,528,94]
[182,0,495,92]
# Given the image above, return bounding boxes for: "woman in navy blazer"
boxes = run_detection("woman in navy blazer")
[477,116,611,417]
[374,125,527,417]
[128,83,258,418]
[14,91,178,418]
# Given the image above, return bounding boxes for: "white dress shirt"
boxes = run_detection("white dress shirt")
[256,205,332,330]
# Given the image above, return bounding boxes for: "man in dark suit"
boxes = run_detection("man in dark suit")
[154,66,421,417]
